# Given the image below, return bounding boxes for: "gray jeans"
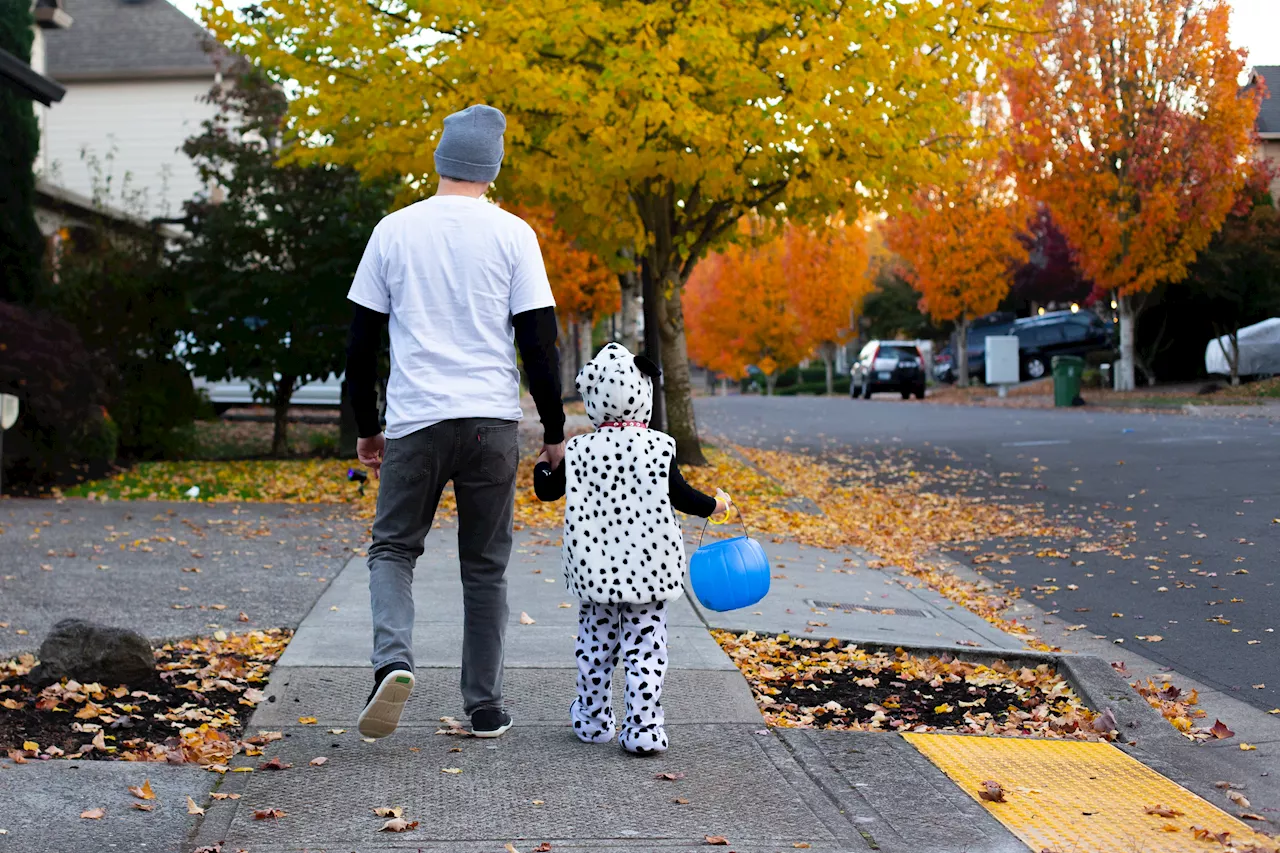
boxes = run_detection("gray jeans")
[367,418,519,715]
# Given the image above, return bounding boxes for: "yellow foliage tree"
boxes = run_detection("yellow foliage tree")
[208,0,1036,461]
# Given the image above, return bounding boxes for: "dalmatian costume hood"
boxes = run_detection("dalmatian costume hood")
[562,343,685,605]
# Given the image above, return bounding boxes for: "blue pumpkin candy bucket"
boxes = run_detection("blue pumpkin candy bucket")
[688,502,770,612]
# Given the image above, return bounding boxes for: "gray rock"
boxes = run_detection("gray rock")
[27,618,156,688]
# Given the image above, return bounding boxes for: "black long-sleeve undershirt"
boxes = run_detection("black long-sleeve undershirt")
[344,304,566,443]
[533,454,718,518]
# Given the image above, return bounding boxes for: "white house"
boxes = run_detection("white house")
[38,0,224,221]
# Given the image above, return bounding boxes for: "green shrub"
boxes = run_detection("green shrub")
[0,302,115,492]
[775,378,851,396]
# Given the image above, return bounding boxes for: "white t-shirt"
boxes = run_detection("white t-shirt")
[347,195,555,439]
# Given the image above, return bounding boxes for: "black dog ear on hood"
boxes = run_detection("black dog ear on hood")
[633,355,661,379]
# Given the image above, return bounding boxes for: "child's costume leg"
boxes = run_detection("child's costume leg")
[617,601,669,755]
[571,600,620,743]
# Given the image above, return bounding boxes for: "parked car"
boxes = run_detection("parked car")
[851,341,926,399]
[935,312,1017,383]
[1011,310,1112,380]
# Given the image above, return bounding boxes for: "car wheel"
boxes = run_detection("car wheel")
[900,388,911,400]
[1024,356,1047,380]
[914,385,926,400]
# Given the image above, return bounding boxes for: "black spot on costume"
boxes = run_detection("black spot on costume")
[533,342,717,754]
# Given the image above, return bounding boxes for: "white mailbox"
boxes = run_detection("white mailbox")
[984,335,1021,386]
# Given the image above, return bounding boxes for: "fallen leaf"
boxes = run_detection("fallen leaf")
[441,767,463,774]
[210,793,241,801]
[328,728,346,734]
[258,756,292,770]
[297,716,318,725]
[186,797,205,816]
[309,757,328,766]
[1209,720,1235,739]
[504,844,520,853]
[80,808,105,820]
[1240,743,1257,751]
[378,817,419,832]
[21,741,37,753]
[793,846,812,850]
[1227,791,1251,808]
[1091,708,1118,734]
[1213,781,1237,789]
[1160,823,1179,832]
[673,797,690,804]
[1137,635,1163,643]
[131,803,155,812]
[128,780,156,801]
[705,836,729,846]
[979,780,1006,803]
[253,808,286,820]
[532,844,552,852]
[519,612,536,625]
[372,807,402,818]
[1238,812,1266,821]
[655,772,686,781]
[1144,805,1184,817]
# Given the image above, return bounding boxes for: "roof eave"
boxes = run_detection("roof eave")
[34,6,74,29]
[49,65,218,83]
[0,48,67,105]
[1259,132,1280,140]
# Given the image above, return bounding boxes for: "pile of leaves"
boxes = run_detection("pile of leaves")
[715,631,1108,739]
[0,629,290,763]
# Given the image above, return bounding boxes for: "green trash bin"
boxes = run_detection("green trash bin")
[1052,355,1085,407]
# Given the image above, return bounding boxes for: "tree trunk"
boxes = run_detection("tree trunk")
[557,316,577,397]
[1116,294,1137,391]
[1217,329,1242,386]
[578,317,593,371]
[657,274,706,465]
[618,267,641,354]
[956,318,970,388]
[339,379,358,457]
[764,372,778,395]
[820,343,835,395]
[270,374,296,457]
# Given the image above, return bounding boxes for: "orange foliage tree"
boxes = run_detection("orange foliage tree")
[884,157,1030,386]
[1006,0,1261,390]
[687,221,871,394]
[509,204,619,387]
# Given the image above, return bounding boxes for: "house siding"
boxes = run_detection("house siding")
[39,77,217,219]
[1261,139,1280,202]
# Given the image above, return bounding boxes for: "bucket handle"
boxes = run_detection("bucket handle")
[694,496,754,551]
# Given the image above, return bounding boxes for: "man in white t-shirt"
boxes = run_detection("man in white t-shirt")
[344,104,566,740]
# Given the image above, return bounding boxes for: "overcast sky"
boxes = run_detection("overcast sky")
[172,0,1280,72]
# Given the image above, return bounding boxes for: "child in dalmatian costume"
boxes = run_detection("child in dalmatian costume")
[534,343,728,754]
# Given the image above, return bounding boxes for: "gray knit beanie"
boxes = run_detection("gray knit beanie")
[434,104,506,183]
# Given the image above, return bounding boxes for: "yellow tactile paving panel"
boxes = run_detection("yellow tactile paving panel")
[904,733,1279,853]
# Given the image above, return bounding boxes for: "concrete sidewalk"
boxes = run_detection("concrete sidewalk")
[189,526,1031,853]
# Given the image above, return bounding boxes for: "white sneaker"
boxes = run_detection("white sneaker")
[357,669,415,738]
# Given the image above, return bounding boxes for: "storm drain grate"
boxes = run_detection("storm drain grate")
[808,600,932,618]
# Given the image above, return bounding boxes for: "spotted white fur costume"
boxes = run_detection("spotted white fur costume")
[563,343,683,753]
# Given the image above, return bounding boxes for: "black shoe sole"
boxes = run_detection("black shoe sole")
[471,717,513,739]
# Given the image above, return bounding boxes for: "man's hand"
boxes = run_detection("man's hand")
[357,433,386,479]
[541,441,566,470]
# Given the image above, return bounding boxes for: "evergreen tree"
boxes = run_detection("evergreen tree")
[0,0,44,304]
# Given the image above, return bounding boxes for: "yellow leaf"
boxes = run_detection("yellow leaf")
[128,780,155,801]
[298,716,318,725]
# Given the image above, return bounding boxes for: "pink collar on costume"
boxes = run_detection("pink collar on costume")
[598,420,648,429]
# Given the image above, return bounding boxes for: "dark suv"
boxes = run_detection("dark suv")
[1012,311,1112,380]
[851,341,926,399]
[934,312,1017,383]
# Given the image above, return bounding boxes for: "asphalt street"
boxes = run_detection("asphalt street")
[695,395,1280,713]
